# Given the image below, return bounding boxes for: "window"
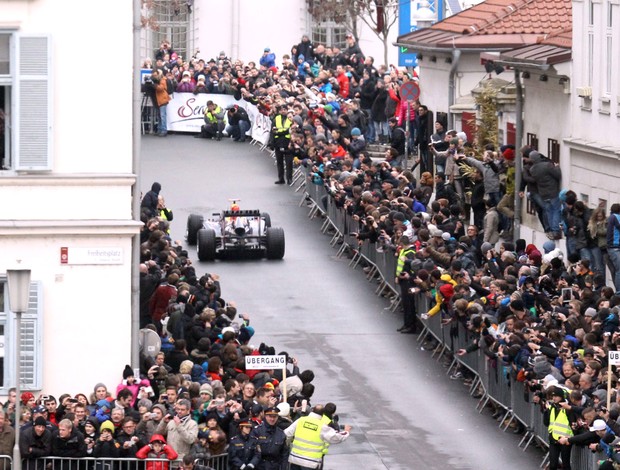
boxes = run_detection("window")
[547,138,560,164]
[0,32,52,171]
[581,194,590,205]
[526,133,538,150]
[605,2,613,95]
[526,198,537,216]
[0,279,43,392]
[311,24,346,49]
[150,1,191,59]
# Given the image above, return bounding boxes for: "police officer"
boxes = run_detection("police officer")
[271,106,293,185]
[228,420,261,470]
[251,407,288,470]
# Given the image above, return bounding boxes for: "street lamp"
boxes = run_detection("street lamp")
[7,268,31,470]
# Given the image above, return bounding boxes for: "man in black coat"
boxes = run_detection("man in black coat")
[226,106,251,142]
[415,105,432,174]
[141,182,161,219]
[51,419,87,470]
[20,417,52,470]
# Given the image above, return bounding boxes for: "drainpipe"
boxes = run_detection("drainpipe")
[513,68,524,241]
[231,0,240,59]
[132,0,142,371]
[448,49,461,129]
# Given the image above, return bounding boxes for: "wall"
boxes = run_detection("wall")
[0,0,137,396]
[192,0,398,67]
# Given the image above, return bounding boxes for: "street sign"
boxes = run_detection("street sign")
[245,354,286,370]
[609,350,620,366]
[400,81,420,101]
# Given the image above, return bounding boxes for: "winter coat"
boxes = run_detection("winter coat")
[371,88,388,122]
[51,428,87,458]
[20,426,52,459]
[524,153,561,200]
[136,438,178,470]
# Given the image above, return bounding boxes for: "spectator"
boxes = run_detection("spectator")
[414,104,432,174]
[371,80,388,143]
[154,398,197,460]
[20,415,52,470]
[260,48,276,69]
[51,419,87,461]
[523,151,562,240]
[225,105,251,143]
[136,434,178,470]
[0,409,15,466]
[151,70,170,137]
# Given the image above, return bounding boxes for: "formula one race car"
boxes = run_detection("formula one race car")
[186,200,285,261]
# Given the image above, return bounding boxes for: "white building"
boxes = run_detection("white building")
[140,0,399,68]
[0,0,139,396]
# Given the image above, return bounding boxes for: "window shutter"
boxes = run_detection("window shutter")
[14,34,52,171]
[20,281,43,389]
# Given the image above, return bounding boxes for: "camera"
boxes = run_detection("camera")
[287,357,294,364]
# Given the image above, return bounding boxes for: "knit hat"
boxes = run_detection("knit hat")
[123,365,134,380]
[502,148,515,161]
[542,241,556,254]
[439,284,454,299]
[480,242,493,255]
[21,392,34,406]
[94,383,107,394]
[351,127,361,136]
[151,404,167,415]
[34,416,47,427]
[238,326,255,344]
[100,420,115,434]
[200,383,213,396]
[197,74,206,82]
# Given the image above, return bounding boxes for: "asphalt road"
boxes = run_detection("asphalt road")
[141,134,544,469]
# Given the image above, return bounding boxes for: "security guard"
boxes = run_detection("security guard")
[395,235,417,334]
[202,100,225,140]
[271,106,293,185]
[543,386,576,470]
[228,420,261,470]
[251,407,288,470]
[284,403,351,470]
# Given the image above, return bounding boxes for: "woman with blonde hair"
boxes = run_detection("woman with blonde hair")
[587,206,608,281]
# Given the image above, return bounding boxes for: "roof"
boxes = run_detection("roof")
[397,0,572,51]
[499,27,572,65]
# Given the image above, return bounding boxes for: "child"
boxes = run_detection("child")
[136,435,178,470]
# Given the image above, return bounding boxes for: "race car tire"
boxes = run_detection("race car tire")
[197,228,217,261]
[186,214,204,246]
[262,212,272,228]
[265,227,285,260]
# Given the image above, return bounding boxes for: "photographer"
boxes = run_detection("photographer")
[543,386,578,470]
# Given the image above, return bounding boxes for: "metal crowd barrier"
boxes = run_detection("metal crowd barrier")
[290,159,614,470]
[0,456,11,470]
[8,455,229,470]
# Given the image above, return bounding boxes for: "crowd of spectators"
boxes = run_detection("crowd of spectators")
[3,34,620,470]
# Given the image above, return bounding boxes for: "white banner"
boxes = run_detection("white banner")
[609,350,620,366]
[165,93,270,145]
[245,354,286,370]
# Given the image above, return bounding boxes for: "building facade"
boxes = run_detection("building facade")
[0,0,139,396]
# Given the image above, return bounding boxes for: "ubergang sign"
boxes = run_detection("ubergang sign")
[245,355,286,370]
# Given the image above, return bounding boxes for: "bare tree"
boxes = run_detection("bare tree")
[306,0,398,66]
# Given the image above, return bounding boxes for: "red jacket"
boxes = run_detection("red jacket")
[337,72,350,99]
[149,284,177,322]
[136,436,178,470]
